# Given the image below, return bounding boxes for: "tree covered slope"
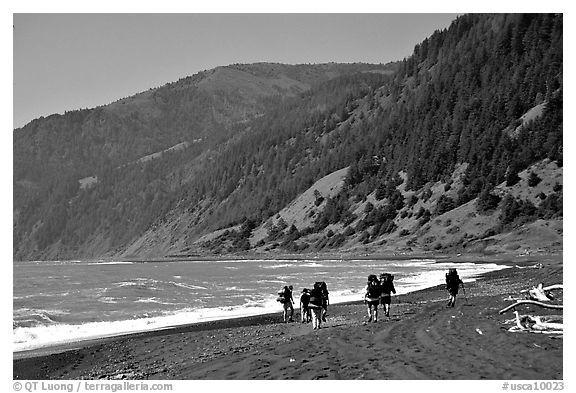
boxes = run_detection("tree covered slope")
[13,14,562,260]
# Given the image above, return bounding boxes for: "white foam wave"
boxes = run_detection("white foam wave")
[169,281,207,290]
[14,308,71,327]
[115,278,162,290]
[262,262,326,269]
[299,262,325,268]
[13,296,282,352]
[13,294,38,300]
[134,297,181,305]
[261,264,292,269]
[98,297,118,304]
[226,286,253,292]
[256,280,286,284]
[392,262,510,295]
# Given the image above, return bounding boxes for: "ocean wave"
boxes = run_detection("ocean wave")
[225,286,253,292]
[169,281,207,290]
[13,308,70,328]
[115,278,162,290]
[13,296,282,352]
[98,297,119,304]
[261,262,326,269]
[134,297,181,305]
[299,262,325,268]
[13,258,512,352]
[255,280,286,284]
[261,263,292,269]
[13,294,39,300]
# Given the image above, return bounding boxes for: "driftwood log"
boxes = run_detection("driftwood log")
[519,283,563,302]
[499,300,563,314]
[508,311,563,334]
[500,282,563,335]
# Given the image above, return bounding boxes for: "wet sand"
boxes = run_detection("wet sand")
[13,256,563,380]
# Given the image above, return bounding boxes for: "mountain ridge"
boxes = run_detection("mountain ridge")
[13,14,562,261]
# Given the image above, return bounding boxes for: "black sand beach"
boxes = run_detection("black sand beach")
[13,255,563,380]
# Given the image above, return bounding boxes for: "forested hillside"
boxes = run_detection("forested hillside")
[13,62,395,259]
[13,14,562,260]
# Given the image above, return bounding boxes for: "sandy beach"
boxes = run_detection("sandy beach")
[13,255,563,380]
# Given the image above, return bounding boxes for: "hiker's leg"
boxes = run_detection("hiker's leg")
[312,308,320,329]
[289,303,294,321]
[374,305,378,322]
[312,308,318,329]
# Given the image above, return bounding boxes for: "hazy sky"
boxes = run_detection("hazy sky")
[13,13,460,129]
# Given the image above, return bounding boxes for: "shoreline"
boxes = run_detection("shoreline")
[14,249,558,264]
[13,254,562,379]
[14,256,517,357]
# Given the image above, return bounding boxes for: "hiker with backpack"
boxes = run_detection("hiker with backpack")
[445,268,464,307]
[308,282,325,329]
[379,273,396,317]
[300,288,312,323]
[364,274,382,322]
[277,285,294,322]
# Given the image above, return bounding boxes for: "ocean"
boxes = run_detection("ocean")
[13,258,510,352]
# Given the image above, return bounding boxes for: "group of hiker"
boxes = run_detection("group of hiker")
[364,273,396,323]
[277,268,465,327]
[277,281,329,329]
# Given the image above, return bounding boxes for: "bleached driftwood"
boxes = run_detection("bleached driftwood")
[507,311,563,334]
[500,282,563,335]
[499,300,563,314]
[542,284,563,291]
[518,283,563,301]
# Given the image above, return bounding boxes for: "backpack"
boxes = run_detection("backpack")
[276,286,288,303]
[380,273,395,294]
[314,281,328,296]
[379,273,393,283]
[309,285,323,307]
[367,275,381,298]
[446,269,459,288]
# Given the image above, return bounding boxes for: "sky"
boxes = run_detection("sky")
[13,13,461,129]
